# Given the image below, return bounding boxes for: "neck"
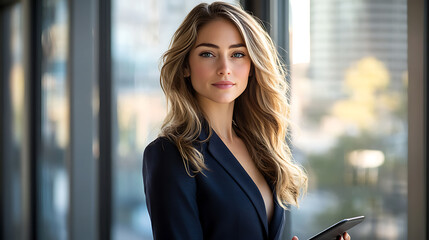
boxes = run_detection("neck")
[198,96,236,143]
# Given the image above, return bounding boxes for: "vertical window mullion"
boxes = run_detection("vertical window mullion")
[407,0,427,238]
[68,0,97,239]
[98,0,112,239]
[29,0,42,239]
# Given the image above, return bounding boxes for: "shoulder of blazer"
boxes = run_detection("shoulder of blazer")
[142,136,200,188]
[144,136,177,155]
[143,136,184,177]
[142,137,204,239]
[144,136,205,156]
[142,136,198,210]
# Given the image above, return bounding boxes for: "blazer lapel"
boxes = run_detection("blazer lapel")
[269,187,285,240]
[199,127,269,236]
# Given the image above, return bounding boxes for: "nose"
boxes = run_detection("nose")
[217,57,231,76]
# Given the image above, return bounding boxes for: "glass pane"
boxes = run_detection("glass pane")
[111,1,238,239]
[1,4,25,240]
[289,0,407,239]
[38,0,69,239]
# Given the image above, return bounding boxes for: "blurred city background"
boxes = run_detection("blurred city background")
[1,0,426,239]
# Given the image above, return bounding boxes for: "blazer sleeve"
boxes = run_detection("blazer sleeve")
[142,137,203,240]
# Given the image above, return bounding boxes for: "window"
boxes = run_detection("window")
[0,3,25,240]
[38,0,69,239]
[289,0,408,239]
[0,0,424,239]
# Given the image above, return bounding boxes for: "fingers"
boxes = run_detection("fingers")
[343,232,351,240]
[292,236,299,240]
[337,232,351,240]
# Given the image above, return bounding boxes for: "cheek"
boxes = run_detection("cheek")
[235,62,251,78]
[189,62,212,92]
[190,60,213,81]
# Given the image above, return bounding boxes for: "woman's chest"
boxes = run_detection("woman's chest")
[195,160,267,239]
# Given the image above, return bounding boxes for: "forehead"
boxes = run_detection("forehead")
[195,18,245,45]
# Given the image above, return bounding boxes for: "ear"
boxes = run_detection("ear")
[183,63,191,78]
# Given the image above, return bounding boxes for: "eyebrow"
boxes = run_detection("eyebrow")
[194,43,246,49]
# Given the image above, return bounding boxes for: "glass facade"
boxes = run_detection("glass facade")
[1,4,25,240]
[38,0,69,239]
[289,0,408,239]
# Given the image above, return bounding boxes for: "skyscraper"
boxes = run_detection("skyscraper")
[309,0,407,100]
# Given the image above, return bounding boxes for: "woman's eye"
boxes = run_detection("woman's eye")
[232,52,245,58]
[199,52,214,58]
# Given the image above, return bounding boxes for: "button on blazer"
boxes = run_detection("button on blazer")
[142,127,285,240]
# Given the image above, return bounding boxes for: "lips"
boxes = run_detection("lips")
[212,81,235,89]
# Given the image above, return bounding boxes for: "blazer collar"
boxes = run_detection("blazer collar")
[198,125,285,239]
[269,188,285,240]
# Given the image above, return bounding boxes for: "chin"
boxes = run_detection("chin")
[212,95,239,104]
[197,93,240,105]
[208,99,234,104]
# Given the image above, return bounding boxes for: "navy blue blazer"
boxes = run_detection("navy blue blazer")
[142,127,285,240]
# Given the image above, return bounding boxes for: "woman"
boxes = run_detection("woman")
[143,2,350,240]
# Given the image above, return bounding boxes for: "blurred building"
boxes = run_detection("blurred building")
[309,0,407,100]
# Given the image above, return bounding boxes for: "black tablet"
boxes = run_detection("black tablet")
[308,216,365,240]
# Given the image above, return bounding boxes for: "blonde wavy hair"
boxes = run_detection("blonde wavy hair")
[159,1,307,208]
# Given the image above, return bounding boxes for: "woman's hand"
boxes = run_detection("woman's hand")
[337,232,351,240]
[291,232,350,240]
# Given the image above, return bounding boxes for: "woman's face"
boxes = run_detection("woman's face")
[187,18,251,105]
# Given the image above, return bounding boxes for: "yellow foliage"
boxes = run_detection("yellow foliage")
[332,57,393,130]
[332,99,375,128]
[345,57,390,93]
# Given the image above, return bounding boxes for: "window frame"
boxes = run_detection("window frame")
[407,0,427,238]
[98,0,113,239]
[68,0,98,239]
